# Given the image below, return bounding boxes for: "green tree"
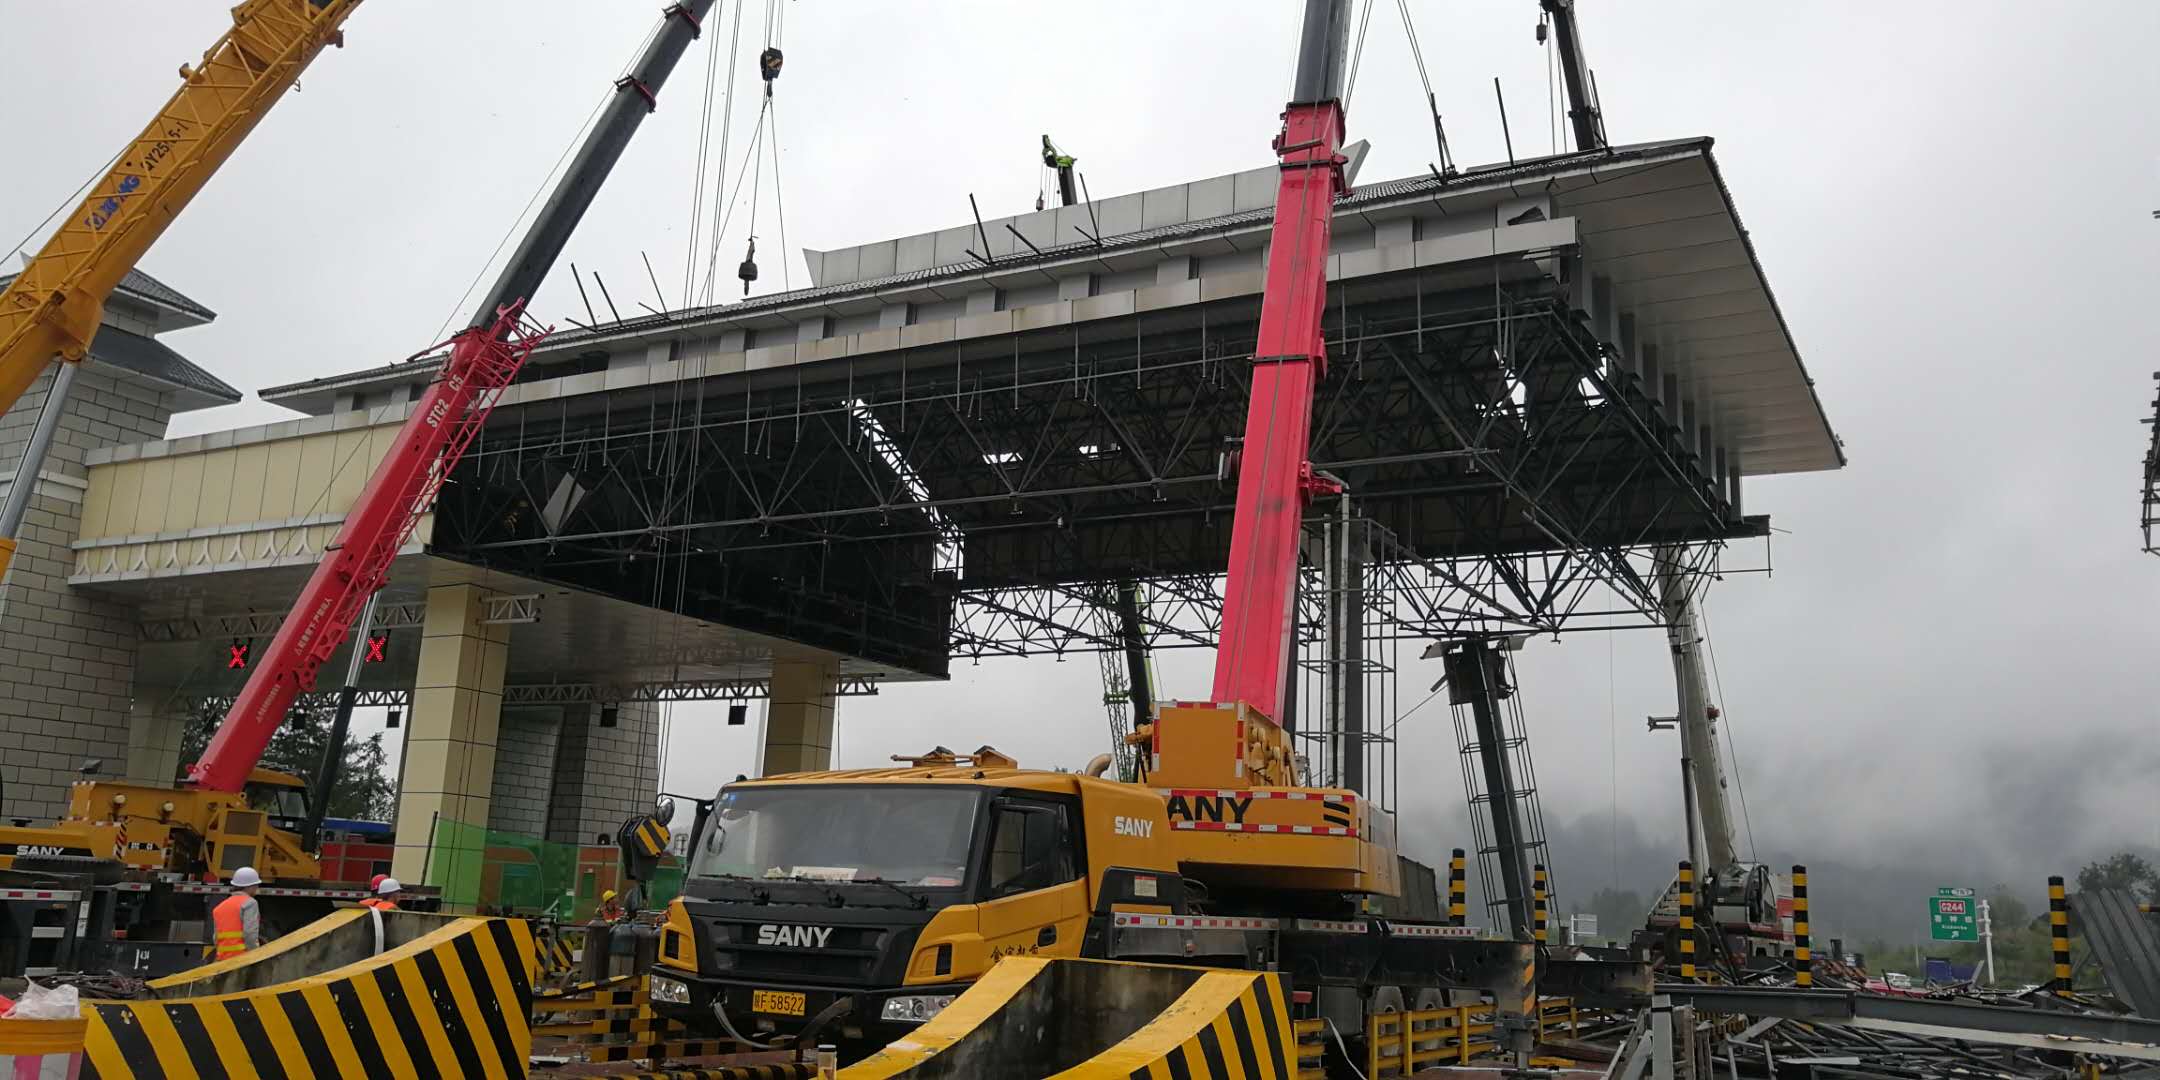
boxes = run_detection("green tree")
[179,700,396,821]
[2077,852,2159,905]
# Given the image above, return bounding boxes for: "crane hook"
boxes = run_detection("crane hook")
[738,237,759,296]
[760,47,784,84]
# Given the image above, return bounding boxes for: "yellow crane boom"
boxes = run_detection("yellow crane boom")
[0,0,363,578]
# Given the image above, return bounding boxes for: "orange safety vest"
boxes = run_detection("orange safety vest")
[212,893,251,958]
[360,897,396,911]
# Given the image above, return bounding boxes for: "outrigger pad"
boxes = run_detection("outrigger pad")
[840,957,1296,1080]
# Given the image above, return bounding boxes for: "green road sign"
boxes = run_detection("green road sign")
[1930,894,1978,942]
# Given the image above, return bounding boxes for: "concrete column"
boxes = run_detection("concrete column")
[762,658,839,775]
[124,686,188,787]
[391,584,510,908]
[487,708,561,837]
[545,701,660,846]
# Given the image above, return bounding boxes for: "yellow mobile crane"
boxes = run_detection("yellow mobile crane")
[0,0,362,583]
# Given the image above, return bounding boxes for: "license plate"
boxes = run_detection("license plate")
[752,989,807,1017]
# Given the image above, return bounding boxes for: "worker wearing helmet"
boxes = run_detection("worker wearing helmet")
[213,867,263,959]
[360,877,402,911]
[368,873,387,895]
[597,888,625,922]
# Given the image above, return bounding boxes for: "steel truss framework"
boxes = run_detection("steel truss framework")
[434,258,1758,675]
[138,594,542,644]
[177,675,884,714]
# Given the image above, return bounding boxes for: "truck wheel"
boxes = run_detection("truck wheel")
[10,854,125,887]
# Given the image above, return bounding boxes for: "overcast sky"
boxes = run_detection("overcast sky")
[7,3,2158,904]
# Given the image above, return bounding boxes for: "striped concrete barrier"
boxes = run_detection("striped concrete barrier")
[80,914,534,1078]
[839,957,1295,1080]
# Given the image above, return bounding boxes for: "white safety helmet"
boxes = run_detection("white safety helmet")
[375,877,402,896]
[231,867,262,888]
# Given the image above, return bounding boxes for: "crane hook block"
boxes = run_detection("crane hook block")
[760,47,784,82]
[738,238,759,295]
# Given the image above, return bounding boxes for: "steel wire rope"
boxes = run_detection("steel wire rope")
[696,0,751,307]
[768,99,793,293]
[3,148,124,266]
[1609,610,1619,891]
[1545,10,1561,154]
[431,21,660,342]
[679,5,727,308]
[1342,0,1378,112]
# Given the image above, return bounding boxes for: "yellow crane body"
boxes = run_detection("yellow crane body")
[0,0,363,578]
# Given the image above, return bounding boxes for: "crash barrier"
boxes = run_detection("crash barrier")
[79,913,535,1079]
[533,972,737,1065]
[1362,996,1581,1077]
[425,816,687,916]
[0,1014,88,1078]
[1291,1018,1327,1080]
[838,957,1296,1079]
[534,920,585,987]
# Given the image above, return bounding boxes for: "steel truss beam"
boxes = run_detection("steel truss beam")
[140,594,541,644]
[177,675,882,714]
[436,263,1750,670]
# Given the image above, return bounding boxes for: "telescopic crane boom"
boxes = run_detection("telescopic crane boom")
[1538,0,1608,151]
[0,0,365,586]
[1208,0,1353,724]
[190,0,720,793]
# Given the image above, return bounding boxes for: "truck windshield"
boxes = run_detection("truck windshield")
[692,786,979,889]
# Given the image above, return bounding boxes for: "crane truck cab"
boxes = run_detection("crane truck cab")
[649,749,1181,1052]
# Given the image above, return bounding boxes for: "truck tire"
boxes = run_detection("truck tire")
[10,854,126,887]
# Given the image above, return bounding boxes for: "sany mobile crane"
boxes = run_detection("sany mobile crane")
[0,1,719,938]
[0,0,365,588]
[644,1,1543,1067]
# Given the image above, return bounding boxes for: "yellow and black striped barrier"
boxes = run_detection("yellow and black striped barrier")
[2050,874,2073,993]
[1532,864,1549,945]
[1362,996,1582,1077]
[1677,860,1697,981]
[81,916,535,1079]
[1291,1018,1327,1079]
[1447,849,1468,927]
[838,958,1297,1079]
[1792,864,1812,988]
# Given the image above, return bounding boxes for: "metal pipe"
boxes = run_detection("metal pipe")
[0,361,79,541]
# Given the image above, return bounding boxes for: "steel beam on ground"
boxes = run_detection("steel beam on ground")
[1657,985,2160,1061]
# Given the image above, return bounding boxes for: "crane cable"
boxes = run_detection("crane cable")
[431,20,662,341]
[694,0,750,307]
[697,0,791,301]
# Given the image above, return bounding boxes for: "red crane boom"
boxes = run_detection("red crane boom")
[1209,1,1352,724]
[189,309,547,790]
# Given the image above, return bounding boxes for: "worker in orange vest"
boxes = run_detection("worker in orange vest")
[597,888,625,922]
[360,877,402,911]
[212,867,263,960]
